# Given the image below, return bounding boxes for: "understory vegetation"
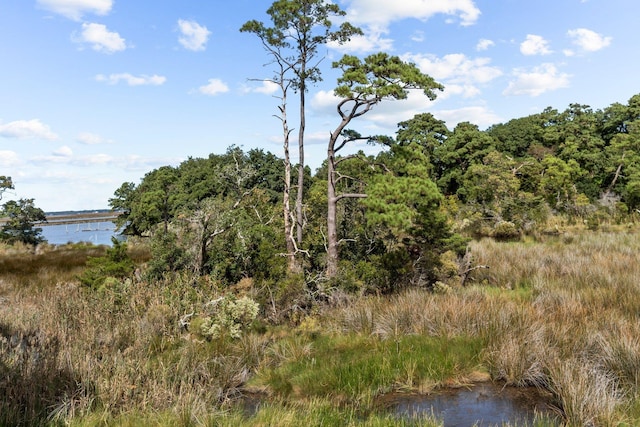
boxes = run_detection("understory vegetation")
[1,229,640,426]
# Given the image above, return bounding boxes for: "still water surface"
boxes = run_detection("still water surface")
[389,383,560,426]
[40,221,122,246]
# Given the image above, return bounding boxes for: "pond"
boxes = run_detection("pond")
[381,382,561,426]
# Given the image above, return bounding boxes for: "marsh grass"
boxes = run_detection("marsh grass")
[547,358,624,426]
[3,231,640,425]
[321,230,640,425]
[226,398,443,427]
[0,243,264,426]
[254,333,484,403]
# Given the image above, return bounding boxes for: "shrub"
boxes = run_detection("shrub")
[492,220,520,240]
[146,231,191,280]
[199,296,259,341]
[78,237,135,289]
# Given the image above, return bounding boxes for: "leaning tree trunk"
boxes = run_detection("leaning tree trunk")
[325,105,355,278]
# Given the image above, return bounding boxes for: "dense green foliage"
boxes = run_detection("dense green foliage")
[110,92,640,297]
[0,176,13,201]
[0,198,47,245]
[78,237,135,289]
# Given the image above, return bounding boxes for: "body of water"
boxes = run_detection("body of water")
[39,221,123,246]
[388,382,559,426]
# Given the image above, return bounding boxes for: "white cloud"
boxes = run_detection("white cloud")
[95,73,166,86]
[476,39,494,51]
[503,63,571,97]
[32,152,115,167]
[335,0,481,52]
[359,91,443,129]
[345,0,481,27]
[198,79,229,96]
[37,0,112,21]
[404,53,502,88]
[53,145,73,158]
[177,19,211,51]
[40,170,75,180]
[434,106,502,129]
[243,80,279,95]
[303,131,331,146]
[119,154,183,172]
[75,22,126,53]
[0,119,59,140]
[0,151,19,167]
[411,31,425,43]
[77,132,113,145]
[520,34,552,56]
[82,153,113,164]
[441,84,481,99]
[330,27,393,54]
[310,90,339,116]
[567,28,612,52]
[310,89,442,134]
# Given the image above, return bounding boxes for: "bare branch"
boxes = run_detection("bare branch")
[337,238,357,245]
[336,193,367,202]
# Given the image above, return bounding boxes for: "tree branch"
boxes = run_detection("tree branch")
[336,193,368,202]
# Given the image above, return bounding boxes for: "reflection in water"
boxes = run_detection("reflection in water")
[387,382,560,426]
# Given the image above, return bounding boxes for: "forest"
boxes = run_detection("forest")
[108,92,640,301]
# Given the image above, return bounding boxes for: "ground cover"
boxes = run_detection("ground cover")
[0,230,638,425]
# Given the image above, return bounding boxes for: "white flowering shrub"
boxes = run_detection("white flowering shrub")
[200,296,259,340]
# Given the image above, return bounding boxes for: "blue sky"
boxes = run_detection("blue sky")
[1,0,638,211]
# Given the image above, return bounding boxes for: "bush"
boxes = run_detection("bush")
[146,231,191,280]
[78,237,135,289]
[492,221,520,240]
[198,296,259,341]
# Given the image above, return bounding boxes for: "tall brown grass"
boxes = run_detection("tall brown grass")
[0,243,267,426]
[324,231,640,425]
[2,231,640,425]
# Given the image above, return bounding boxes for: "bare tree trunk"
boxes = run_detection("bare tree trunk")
[607,153,625,193]
[326,145,339,278]
[277,74,297,272]
[296,74,306,246]
[283,135,297,272]
[325,111,361,278]
[325,140,368,278]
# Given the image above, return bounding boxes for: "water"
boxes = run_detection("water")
[386,382,560,426]
[39,221,123,246]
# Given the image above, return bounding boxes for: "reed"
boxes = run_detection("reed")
[323,231,640,424]
[3,231,640,425]
[547,358,624,426]
[0,244,263,425]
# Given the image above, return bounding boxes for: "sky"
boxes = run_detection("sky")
[1,0,639,212]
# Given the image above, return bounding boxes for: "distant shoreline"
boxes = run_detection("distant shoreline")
[41,211,121,226]
[0,210,121,226]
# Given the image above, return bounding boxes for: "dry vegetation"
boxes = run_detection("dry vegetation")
[1,231,640,425]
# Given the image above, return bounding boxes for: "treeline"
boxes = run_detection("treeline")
[415,94,640,234]
[110,93,640,304]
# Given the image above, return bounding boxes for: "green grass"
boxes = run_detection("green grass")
[254,333,484,403]
[70,400,442,427]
